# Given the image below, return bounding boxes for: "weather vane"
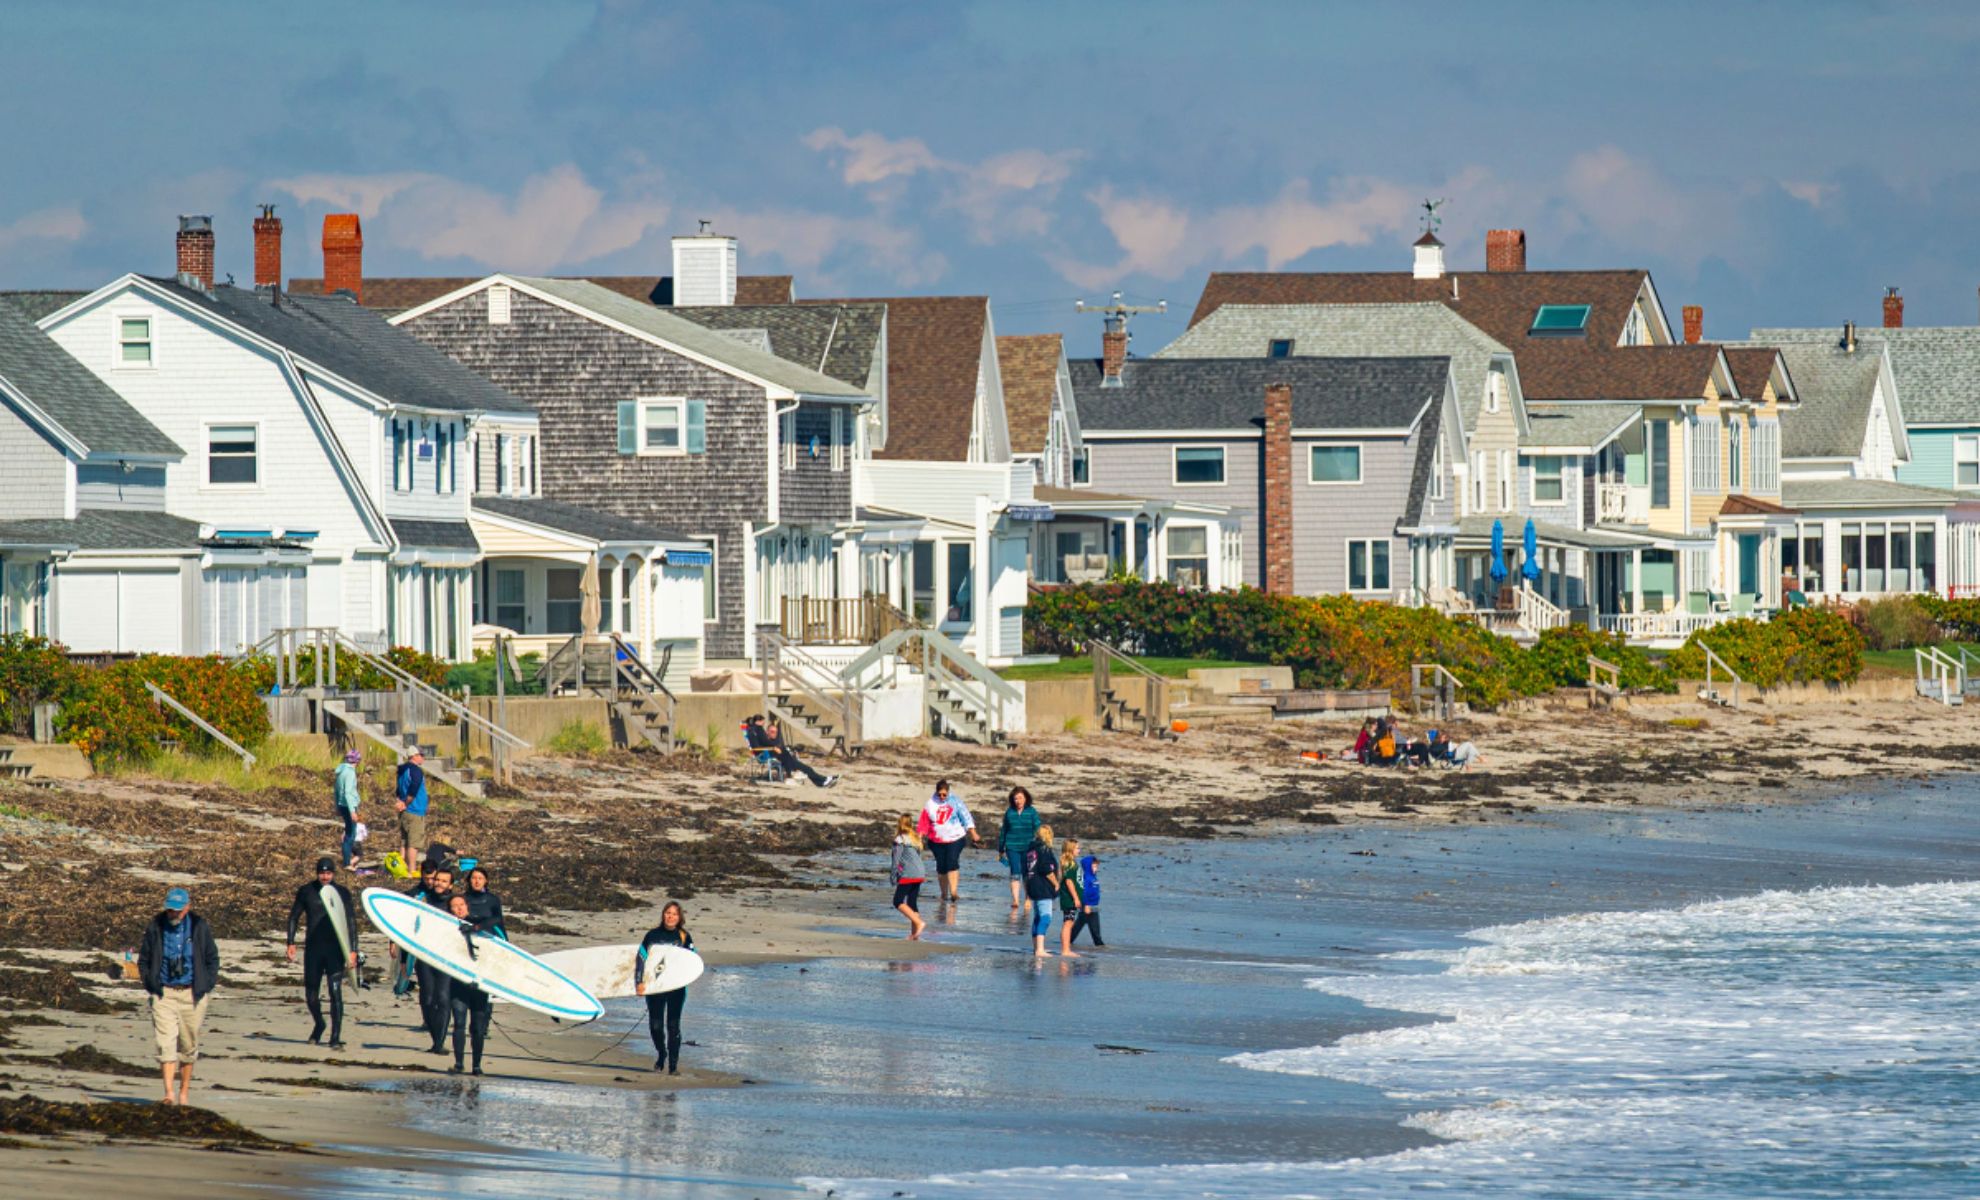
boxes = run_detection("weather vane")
[1420,198,1444,238]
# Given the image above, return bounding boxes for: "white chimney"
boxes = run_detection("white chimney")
[1412,230,1445,280]
[671,224,737,306]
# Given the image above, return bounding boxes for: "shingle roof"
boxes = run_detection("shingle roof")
[1070,356,1448,432]
[0,509,204,551]
[1523,403,1639,451]
[1732,337,1883,459]
[799,295,989,460]
[0,302,181,458]
[1754,325,1980,427]
[1782,478,1958,509]
[389,519,480,551]
[1719,494,1795,516]
[472,496,694,545]
[0,291,87,323]
[151,280,533,416]
[288,274,797,313]
[1157,302,1512,433]
[996,334,1063,457]
[665,302,885,389]
[511,277,866,399]
[1722,347,1782,402]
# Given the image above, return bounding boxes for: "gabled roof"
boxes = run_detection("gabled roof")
[1753,325,1980,427]
[1512,343,1725,402]
[799,295,991,460]
[288,274,799,314]
[0,509,204,551]
[493,277,866,400]
[1157,302,1519,435]
[996,334,1064,457]
[1719,494,1795,516]
[0,291,87,323]
[0,301,181,459]
[472,496,696,545]
[1733,336,1887,460]
[665,302,884,390]
[1523,403,1640,453]
[1069,355,1449,433]
[1722,347,1788,404]
[145,279,533,416]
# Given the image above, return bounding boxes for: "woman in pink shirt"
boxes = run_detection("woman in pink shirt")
[916,779,980,902]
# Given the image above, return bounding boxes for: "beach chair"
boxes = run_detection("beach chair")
[1731,593,1756,615]
[742,721,786,783]
[1686,591,1711,615]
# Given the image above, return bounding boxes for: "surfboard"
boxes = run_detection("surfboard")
[360,888,603,1022]
[537,943,704,1001]
[321,884,353,960]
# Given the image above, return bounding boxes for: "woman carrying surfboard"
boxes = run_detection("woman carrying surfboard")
[286,857,359,1049]
[634,902,696,1075]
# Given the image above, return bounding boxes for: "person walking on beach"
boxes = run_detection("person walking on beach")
[891,814,928,939]
[464,865,505,940]
[286,857,358,1049]
[998,786,1042,911]
[395,750,430,868]
[443,893,492,1075]
[137,886,219,1106]
[333,749,363,868]
[414,863,456,1054]
[917,780,979,903]
[1021,825,1061,957]
[1070,845,1105,948]
[1056,837,1084,958]
[634,902,696,1075]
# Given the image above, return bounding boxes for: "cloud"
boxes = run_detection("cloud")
[1783,180,1839,209]
[804,126,1079,243]
[803,127,943,187]
[0,205,87,253]
[706,205,948,290]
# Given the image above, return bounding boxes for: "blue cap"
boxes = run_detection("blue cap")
[164,887,190,911]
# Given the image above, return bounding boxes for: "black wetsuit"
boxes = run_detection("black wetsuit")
[287,881,358,1046]
[410,886,454,1052]
[448,914,492,1073]
[464,888,505,940]
[636,924,696,1072]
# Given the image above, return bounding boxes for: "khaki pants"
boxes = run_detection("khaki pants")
[399,810,427,854]
[151,986,209,1064]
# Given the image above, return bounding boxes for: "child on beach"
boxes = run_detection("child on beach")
[1023,825,1061,958]
[891,815,928,940]
[1056,837,1084,958]
[1070,846,1104,947]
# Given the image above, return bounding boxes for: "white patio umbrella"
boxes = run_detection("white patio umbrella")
[580,553,603,637]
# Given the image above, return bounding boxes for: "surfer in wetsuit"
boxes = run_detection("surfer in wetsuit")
[464,865,506,941]
[286,857,359,1049]
[634,901,696,1075]
[413,864,456,1054]
[444,893,492,1075]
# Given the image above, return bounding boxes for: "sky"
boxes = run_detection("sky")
[4,0,1980,356]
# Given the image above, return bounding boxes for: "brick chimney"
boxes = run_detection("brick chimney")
[1262,383,1294,596]
[252,205,282,290]
[176,215,214,291]
[1883,287,1903,329]
[1100,315,1128,387]
[1682,305,1703,345]
[322,214,363,303]
[1485,229,1526,273]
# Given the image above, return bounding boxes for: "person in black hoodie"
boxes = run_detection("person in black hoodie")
[137,885,220,1106]
[286,857,359,1049]
[633,901,696,1074]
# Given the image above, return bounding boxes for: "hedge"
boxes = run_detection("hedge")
[1664,605,1864,688]
[58,654,270,765]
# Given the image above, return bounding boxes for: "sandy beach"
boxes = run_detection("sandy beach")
[1,691,1977,1195]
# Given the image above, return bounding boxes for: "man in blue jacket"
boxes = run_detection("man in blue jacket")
[395,750,429,868]
[137,886,220,1106]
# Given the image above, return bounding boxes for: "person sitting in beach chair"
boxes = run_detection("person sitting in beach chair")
[742,717,785,783]
[1370,719,1401,767]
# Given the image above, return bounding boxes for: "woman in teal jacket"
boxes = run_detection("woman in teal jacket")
[998,786,1042,910]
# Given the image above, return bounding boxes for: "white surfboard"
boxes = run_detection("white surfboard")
[537,943,704,1001]
[321,884,353,959]
[360,888,604,1022]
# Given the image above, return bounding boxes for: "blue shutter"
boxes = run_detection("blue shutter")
[616,401,637,455]
[686,400,707,454]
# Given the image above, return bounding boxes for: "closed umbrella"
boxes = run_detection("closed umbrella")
[1489,519,1507,584]
[1522,518,1541,584]
[580,553,602,637]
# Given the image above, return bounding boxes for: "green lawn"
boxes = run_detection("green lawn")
[1861,640,1980,676]
[998,655,1268,681]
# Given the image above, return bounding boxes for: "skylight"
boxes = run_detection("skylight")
[1530,304,1591,337]
[1268,338,1294,358]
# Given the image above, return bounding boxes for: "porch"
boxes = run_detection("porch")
[1030,486,1242,591]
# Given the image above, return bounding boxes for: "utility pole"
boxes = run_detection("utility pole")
[1076,291,1165,388]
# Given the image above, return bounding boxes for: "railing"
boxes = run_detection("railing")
[1513,586,1569,632]
[267,626,528,752]
[779,596,916,646]
[1701,644,1742,709]
[145,681,257,768]
[1915,645,1966,707]
[1596,483,1648,525]
[759,627,862,754]
[1586,654,1621,692]
[1090,638,1170,736]
[1411,663,1462,721]
[916,628,1021,743]
[1598,610,1740,641]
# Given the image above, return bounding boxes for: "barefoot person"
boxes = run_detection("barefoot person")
[444,894,492,1075]
[137,886,219,1106]
[891,815,928,939]
[916,779,980,902]
[634,901,696,1075]
[1056,837,1084,958]
[285,857,358,1049]
[1022,825,1061,958]
[997,786,1042,911]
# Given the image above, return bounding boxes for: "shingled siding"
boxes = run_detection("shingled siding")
[1289,434,1417,596]
[1083,438,1264,586]
[0,400,72,520]
[399,289,773,659]
[780,401,853,523]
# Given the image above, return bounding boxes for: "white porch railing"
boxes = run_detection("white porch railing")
[1598,610,1739,640]
[1513,587,1569,632]
[1596,483,1648,525]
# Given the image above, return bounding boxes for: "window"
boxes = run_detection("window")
[1727,417,1744,491]
[1754,421,1780,493]
[1167,526,1210,589]
[1309,444,1362,484]
[782,410,798,469]
[545,568,582,635]
[1691,415,1720,492]
[1267,338,1294,359]
[1498,449,1513,510]
[1430,439,1445,501]
[117,317,152,366]
[1472,450,1487,511]
[1532,455,1564,503]
[437,425,456,494]
[206,424,257,485]
[1174,445,1226,485]
[1072,448,1091,486]
[617,562,635,634]
[494,435,509,494]
[830,408,846,472]
[1486,371,1503,413]
[1529,304,1591,337]
[644,401,683,453]
[492,569,525,632]
[615,399,705,457]
[1347,538,1391,592]
[521,434,537,493]
[1957,436,1980,488]
[944,542,974,624]
[1622,309,1644,346]
[1648,419,1671,509]
[392,420,412,491]
[696,537,719,622]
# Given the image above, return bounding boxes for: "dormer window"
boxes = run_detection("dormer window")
[1529,305,1591,338]
[1267,338,1294,359]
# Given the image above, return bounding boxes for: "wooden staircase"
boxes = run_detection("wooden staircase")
[322,694,486,799]
[0,746,39,783]
[759,628,859,755]
[826,620,1022,750]
[541,634,677,752]
[1091,638,1171,738]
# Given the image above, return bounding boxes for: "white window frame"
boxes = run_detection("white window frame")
[1430,439,1445,501]
[1172,444,1227,487]
[1727,415,1744,492]
[1472,450,1486,511]
[1753,419,1780,494]
[1486,371,1503,413]
[782,410,798,469]
[1345,537,1392,593]
[1956,435,1980,490]
[1531,455,1566,505]
[391,419,414,493]
[1308,442,1363,486]
[1072,448,1092,488]
[695,535,719,623]
[1691,414,1721,493]
[114,313,154,369]
[203,422,260,490]
[830,407,846,473]
[639,398,689,457]
[1498,449,1513,510]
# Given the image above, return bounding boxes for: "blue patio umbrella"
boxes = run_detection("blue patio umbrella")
[1489,519,1507,583]
[1522,518,1541,583]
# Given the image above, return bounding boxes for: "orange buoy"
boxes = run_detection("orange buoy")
[1171,719,1190,735]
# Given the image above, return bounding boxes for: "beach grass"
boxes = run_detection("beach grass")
[999,656,1267,681]
[1860,640,1980,676]
[106,732,340,792]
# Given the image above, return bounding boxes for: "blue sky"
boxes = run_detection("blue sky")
[5,0,1980,354]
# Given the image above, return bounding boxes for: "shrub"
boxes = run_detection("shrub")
[444,648,544,696]
[1856,595,1938,651]
[1666,605,1864,689]
[0,634,84,738]
[60,655,270,766]
[1917,595,1980,640]
[1525,625,1673,692]
[545,720,609,756]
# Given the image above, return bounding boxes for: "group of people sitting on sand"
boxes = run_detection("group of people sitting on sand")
[1343,717,1481,770]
